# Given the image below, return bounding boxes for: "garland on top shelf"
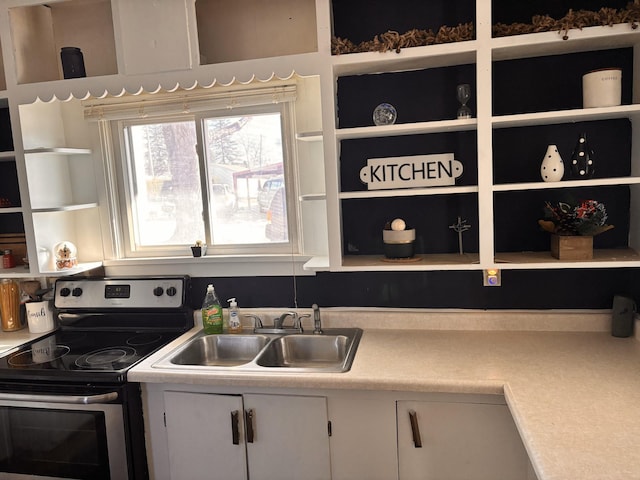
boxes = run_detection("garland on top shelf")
[331,22,474,55]
[494,1,640,40]
[332,1,640,55]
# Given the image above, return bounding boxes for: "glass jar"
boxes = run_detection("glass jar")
[0,279,23,331]
[2,249,15,269]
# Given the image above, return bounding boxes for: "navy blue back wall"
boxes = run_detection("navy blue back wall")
[191,269,639,310]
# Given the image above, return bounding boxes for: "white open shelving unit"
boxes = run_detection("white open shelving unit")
[321,5,640,271]
[0,0,637,276]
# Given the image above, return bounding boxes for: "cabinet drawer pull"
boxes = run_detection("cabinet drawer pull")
[408,410,422,448]
[245,409,255,443]
[231,410,240,445]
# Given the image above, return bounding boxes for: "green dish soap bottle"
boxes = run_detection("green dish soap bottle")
[202,284,223,334]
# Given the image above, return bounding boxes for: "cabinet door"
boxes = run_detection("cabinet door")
[397,401,529,480]
[164,391,247,480]
[329,393,398,480]
[244,394,331,480]
[113,0,195,75]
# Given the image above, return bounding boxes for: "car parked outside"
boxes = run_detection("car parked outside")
[257,176,284,212]
[265,186,288,242]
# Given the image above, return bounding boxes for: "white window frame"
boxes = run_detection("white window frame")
[87,84,303,260]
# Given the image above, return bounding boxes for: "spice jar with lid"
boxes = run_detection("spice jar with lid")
[2,249,15,269]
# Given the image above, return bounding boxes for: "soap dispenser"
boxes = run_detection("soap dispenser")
[227,297,242,333]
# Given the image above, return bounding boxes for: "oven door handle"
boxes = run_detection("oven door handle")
[0,391,119,404]
[58,312,105,326]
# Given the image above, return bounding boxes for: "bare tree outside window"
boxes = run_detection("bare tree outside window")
[125,110,289,250]
[204,112,288,245]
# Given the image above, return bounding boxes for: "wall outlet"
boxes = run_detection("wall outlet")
[483,269,501,287]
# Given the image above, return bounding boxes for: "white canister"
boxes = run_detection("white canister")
[582,68,622,108]
[25,301,55,333]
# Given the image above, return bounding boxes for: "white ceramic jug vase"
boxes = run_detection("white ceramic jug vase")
[540,144,564,182]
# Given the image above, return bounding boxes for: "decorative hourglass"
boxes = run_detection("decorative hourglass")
[456,84,472,119]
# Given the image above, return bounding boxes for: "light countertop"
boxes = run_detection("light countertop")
[0,327,52,355]
[129,309,640,480]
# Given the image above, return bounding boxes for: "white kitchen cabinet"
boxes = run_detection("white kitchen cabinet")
[2,0,637,276]
[322,0,640,272]
[17,97,103,274]
[194,0,318,65]
[164,391,247,480]
[328,390,399,480]
[7,0,117,85]
[244,393,331,480]
[397,400,531,480]
[0,99,27,274]
[112,0,196,75]
[160,390,331,480]
[143,386,536,480]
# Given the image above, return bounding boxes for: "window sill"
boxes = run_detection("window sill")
[101,254,320,277]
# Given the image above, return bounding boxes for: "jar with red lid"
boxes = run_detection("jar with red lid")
[2,249,15,269]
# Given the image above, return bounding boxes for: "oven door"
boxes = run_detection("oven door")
[0,390,127,480]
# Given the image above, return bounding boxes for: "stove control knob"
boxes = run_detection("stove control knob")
[153,286,164,297]
[166,286,177,297]
[60,287,71,297]
[72,287,83,297]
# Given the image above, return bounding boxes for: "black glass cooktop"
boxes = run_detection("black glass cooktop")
[0,329,182,383]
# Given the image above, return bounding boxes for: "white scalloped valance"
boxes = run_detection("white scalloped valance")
[83,83,297,121]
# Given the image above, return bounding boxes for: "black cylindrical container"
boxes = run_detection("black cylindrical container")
[611,294,636,338]
[60,47,86,79]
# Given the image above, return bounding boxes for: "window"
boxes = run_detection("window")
[88,84,300,258]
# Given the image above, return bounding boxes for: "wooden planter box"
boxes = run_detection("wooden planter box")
[550,234,593,260]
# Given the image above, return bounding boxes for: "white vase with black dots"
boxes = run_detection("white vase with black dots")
[540,144,564,182]
[570,132,595,179]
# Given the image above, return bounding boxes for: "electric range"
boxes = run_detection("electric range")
[0,276,194,480]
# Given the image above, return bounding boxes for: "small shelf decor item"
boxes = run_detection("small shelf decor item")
[331,23,475,55]
[540,145,564,182]
[53,241,78,270]
[191,240,207,257]
[382,218,415,259]
[582,68,622,108]
[449,216,471,254]
[373,103,397,126]
[492,5,640,40]
[538,199,613,260]
[456,84,472,119]
[60,47,86,79]
[570,132,595,179]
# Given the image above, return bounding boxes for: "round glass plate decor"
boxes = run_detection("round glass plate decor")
[373,103,397,126]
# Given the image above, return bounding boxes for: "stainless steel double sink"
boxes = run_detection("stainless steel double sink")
[153,328,362,373]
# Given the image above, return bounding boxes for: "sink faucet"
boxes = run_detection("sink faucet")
[243,314,263,330]
[274,311,297,330]
[312,304,323,335]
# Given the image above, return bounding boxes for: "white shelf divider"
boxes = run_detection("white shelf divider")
[24,147,92,156]
[492,104,640,129]
[491,23,640,62]
[336,118,477,140]
[339,185,478,200]
[493,177,640,192]
[31,202,99,213]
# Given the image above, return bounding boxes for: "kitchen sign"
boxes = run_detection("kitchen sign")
[359,153,463,190]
